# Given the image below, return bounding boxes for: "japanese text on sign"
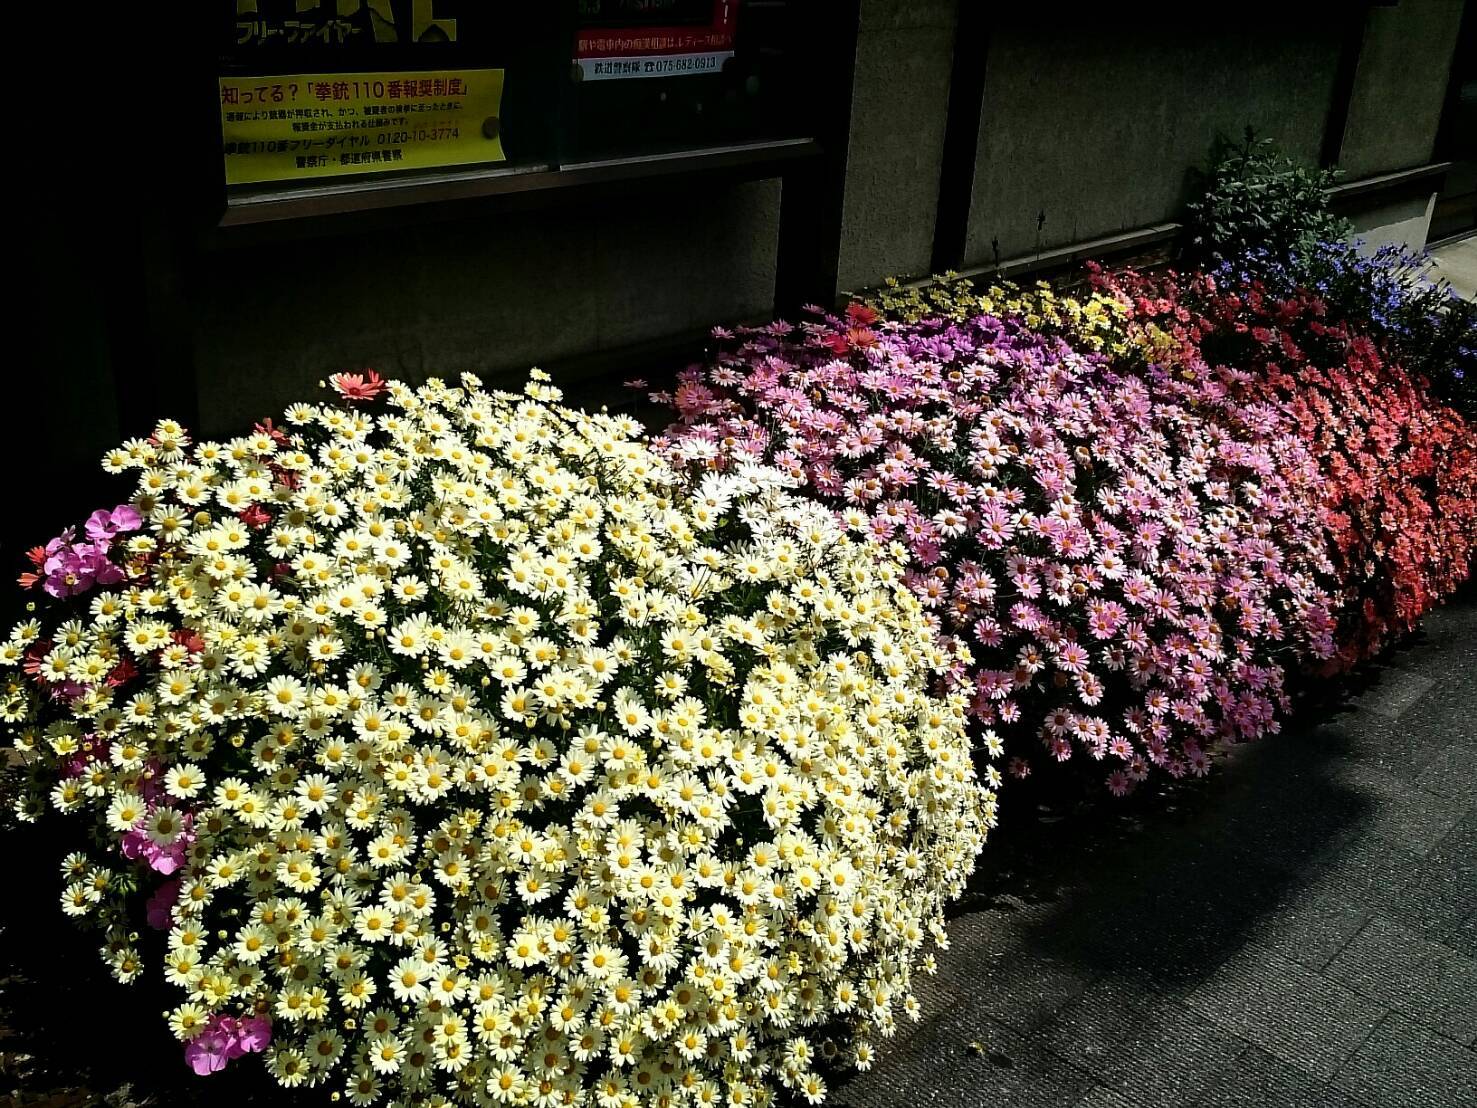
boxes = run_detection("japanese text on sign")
[233,0,458,47]
[218,68,504,185]
[575,0,735,81]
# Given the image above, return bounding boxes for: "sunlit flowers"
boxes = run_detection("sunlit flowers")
[1096,264,1477,670]
[2,371,993,1107]
[653,297,1338,793]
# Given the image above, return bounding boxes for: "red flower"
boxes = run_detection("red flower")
[106,658,138,688]
[22,640,52,680]
[330,369,387,403]
[172,629,206,654]
[239,504,272,530]
[1095,263,1477,670]
[253,418,290,446]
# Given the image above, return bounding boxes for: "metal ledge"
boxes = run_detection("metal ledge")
[218,137,820,228]
[901,222,1183,292]
[884,161,1457,295]
[1328,161,1452,203]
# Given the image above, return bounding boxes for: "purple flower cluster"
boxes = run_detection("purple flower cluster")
[654,307,1338,792]
[32,505,141,598]
[183,1014,273,1076]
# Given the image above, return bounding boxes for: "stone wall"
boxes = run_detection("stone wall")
[1340,0,1467,179]
[191,180,781,436]
[835,0,956,291]
[964,21,1343,266]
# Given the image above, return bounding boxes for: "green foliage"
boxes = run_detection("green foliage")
[1184,128,1350,266]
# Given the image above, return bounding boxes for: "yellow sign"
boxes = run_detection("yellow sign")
[219,68,504,186]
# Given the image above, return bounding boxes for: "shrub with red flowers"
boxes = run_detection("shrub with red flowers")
[651,304,1337,793]
[1095,264,1477,670]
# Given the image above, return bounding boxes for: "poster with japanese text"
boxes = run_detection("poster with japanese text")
[219,69,505,185]
[575,0,737,81]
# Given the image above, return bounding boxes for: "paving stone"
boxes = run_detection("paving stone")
[1193,1045,1365,1108]
[1390,671,1477,753]
[1378,864,1477,947]
[1447,910,1477,961]
[1347,665,1436,721]
[1034,979,1244,1106]
[1380,812,1477,943]
[1072,1086,1140,1108]
[1016,827,1318,998]
[1306,831,1428,916]
[1399,600,1477,689]
[1330,1012,1477,1108]
[1175,741,1368,865]
[835,1009,1094,1108]
[1324,914,1477,1044]
[1384,637,1452,682]
[940,1006,1099,1108]
[1328,762,1468,856]
[924,923,1096,1035]
[1413,743,1477,803]
[1311,705,1449,787]
[1427,806,1477,863]
[1181,944,1387,1080]
[1244,886,1374,971]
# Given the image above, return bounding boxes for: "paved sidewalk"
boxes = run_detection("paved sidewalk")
[836,586,1477,1108]
[1432,235,1477,302]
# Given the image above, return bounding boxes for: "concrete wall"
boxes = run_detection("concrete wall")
[964,22,1344,265]
[191,180,781,436]
[1339,0,1466,179]
[835,0,956,291]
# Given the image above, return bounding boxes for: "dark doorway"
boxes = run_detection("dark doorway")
[1431,0,1477,244]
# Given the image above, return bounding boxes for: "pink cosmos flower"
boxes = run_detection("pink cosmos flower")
[43,541,125,598]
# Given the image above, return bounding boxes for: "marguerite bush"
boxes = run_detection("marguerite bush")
[1,371,993,1107]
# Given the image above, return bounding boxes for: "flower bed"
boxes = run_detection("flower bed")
[3,219,1474,1105]
[1210,243,1477,419]
[1093,265,1477,669]
[649,302,1337,792]
[2,372,992,1106]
